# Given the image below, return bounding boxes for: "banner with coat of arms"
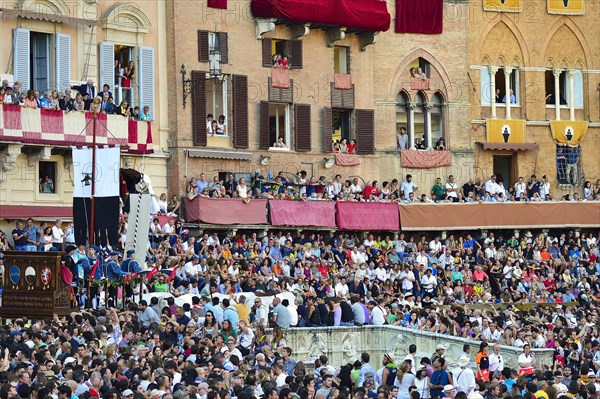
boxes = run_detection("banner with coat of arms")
[483,0,522,12]
[550,121,589,146]
[547,0,585,15]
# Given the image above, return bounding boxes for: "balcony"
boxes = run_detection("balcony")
[183,196,599,231]
[0,105,153,154]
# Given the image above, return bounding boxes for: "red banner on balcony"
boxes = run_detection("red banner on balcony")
[41,109,64,134]
[401,150,451,168]
[2,104,22,130]
[395,0,443,34]
[269,200,336,227]
[185,197,268,225]
[410,77,430,91]
[272,67,290,89]
[0,106,153,153]
[335,153,360,166]
[334,73,352,90]
[128,120,154,154]
[336,202,400,231]
[208,0,227,9]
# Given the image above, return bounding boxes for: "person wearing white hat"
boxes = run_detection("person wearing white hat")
[452,356,476,395]
[442,384,455,399]
[431,344,446,364]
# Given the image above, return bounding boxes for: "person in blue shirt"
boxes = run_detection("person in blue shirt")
[121,249,142,304]
[106,251,127,308]
[502,89,517,104]
[222,298,240,330]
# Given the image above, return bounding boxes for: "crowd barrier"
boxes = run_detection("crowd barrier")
[184,197,600,231]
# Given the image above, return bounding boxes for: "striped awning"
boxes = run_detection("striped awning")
[187,149,253,160]
[480,142,539,151]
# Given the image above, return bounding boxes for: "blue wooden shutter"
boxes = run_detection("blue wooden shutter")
[137,46,155,119]
[99,42,115,94]
[55,33,71,91]
[13,28,31,91]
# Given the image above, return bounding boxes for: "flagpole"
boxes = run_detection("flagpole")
[90,97,100,246]
[87,97,100,309]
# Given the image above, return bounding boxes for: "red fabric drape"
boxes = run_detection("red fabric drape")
[251,0,391,32]
[400,150,451,168]
[185,197,268,225]
[41,109,64,133]
[272,68,290,89]
[269,200,336,227]
[395,0,443,34]
[208,0,227,9]
[2,104,22,129]
[336,202,400,231]
[335,153,361,166]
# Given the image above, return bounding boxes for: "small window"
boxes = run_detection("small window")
[545,70,568,106]
[269,103,291,149]
[430,93,444,145]
[494,67,520,105]
[206,76,229,136]
[334,46,350,74]
[39,161,56,193]
[262,39,302,69]
[564,70,584,108]
[556,144,582,186]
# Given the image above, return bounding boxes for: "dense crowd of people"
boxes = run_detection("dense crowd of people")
[1,226,599,399]
[0,225,600,399]
[183,173,600,202]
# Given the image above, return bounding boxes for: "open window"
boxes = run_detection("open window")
[334,46,350,74]
[38,161,57,194]
[396,91,409,144]
[494,67,520,105]
[413,92,426,147]
[430,93,444,144]
[268,103,291,149]
[13,29,71,93]
[261,38,303,69]
[206,75,229,136]
[545,70,568,106]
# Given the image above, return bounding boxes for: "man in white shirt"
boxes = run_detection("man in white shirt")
[51,219,65,251]
[514,177,527,198]
[453,356,476,394]
[184,256,200,283]
[445,175,459,202]
[399,266,415,293]
[334,277,349,298]
[485,175,502,195]
[375,264,388,282]
[488,344,504,373]
[333,174,343,195]
[370,300,386,325]
[421,269,436,297]
[540,174,551,198]
[429,237,442,255]
[401,174,418,198]
[350,178,362,194]
[351,246,367,264]
[253,298,268,327]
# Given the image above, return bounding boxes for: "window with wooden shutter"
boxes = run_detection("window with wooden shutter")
[218,32,228,64]
[55,33,70,92]
[98,41,114,94]
[323,107,333,153]
[262,39,272,67]
[137,46,155,119]
[331,83,355,109]
[268,78,294,103]
[355,109,375,155]
[289,40,302,69]
[191,71,207,146]
[259,101,270,150]
[198,30,209,62]
[233,75,248,149]
[13,28,31,91]
[295,104,311,152]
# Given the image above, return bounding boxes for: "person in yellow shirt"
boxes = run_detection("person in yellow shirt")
[235,295,250,324]
[221,243,233,260]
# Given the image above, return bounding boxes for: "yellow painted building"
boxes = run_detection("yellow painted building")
[0,0,170,234]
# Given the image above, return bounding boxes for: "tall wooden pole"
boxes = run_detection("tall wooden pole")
[87,98,100,309]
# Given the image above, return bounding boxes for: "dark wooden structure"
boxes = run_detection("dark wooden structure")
[0,251,71,318]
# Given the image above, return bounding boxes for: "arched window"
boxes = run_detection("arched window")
[431,92,444,145]
[395,91,409,143]
[414,92,426,147]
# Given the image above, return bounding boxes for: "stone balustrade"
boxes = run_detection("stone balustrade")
[283,326,554,371]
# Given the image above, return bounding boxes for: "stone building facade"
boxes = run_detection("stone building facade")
[166,0,599,200]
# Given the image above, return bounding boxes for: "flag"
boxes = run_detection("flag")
[146,267,159,280]
[72,146,121,246]
[168,267,178,282]
[395,0,443,34]
[89,258,100,282]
